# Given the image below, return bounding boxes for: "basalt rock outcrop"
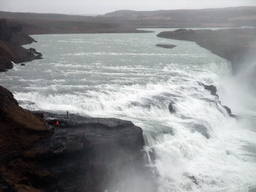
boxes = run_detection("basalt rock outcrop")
[26,112,155,192]
[0,18,42,72]
[157,28,256,74]
[200,83,235,117]
[0,57,13,72]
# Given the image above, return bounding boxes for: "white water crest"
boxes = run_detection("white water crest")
[1,31,256,191]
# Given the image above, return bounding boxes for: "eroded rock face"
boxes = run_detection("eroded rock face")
[0,19,41,72]
[26,112,156,192]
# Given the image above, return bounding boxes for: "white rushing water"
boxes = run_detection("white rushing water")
[0,29,256,191]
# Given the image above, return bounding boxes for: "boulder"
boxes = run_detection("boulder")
[28,48,43,59]
[204,85,218,97]
[168,102,176,113]
[0,57,13,72]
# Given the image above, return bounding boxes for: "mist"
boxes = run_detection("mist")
[218,39,256,117]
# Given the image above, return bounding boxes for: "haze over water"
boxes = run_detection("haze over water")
[0,29,256,191]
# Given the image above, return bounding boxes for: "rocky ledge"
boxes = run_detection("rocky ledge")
[0,85,155,192]
[0,18,42,72]
[157,28,256,74]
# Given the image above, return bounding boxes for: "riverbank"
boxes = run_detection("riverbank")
[157,28,256,74]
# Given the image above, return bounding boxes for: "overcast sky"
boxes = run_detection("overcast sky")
[1,0,256,15]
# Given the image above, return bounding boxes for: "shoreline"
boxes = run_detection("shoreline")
[0,19,43,71]
[157,28,256,74]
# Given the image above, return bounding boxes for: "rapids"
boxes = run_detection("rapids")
[0,29,256,191]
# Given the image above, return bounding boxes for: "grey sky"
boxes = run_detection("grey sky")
[1,0,256,15]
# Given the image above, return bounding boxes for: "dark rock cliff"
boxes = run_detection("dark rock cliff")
[0,18,41,72]
[0,85,154,191]
[27,112,155,192]
[0,85,51,156]
[0,85,52,191]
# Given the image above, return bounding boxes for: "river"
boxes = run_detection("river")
[0,29,256,192]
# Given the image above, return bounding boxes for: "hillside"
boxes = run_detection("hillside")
[1,7,256,35]
[104,7,256,28]
[0,11,142,35]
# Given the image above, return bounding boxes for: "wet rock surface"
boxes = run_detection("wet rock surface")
[24,112,156,191]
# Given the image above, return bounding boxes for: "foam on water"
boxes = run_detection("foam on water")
[1,32,256,191]
[13,66,256,191]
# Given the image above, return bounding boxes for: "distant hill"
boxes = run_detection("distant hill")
[1,7,256,35]
[0,11,101,22]
[0,11,142,34]
[104,7,256,28]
